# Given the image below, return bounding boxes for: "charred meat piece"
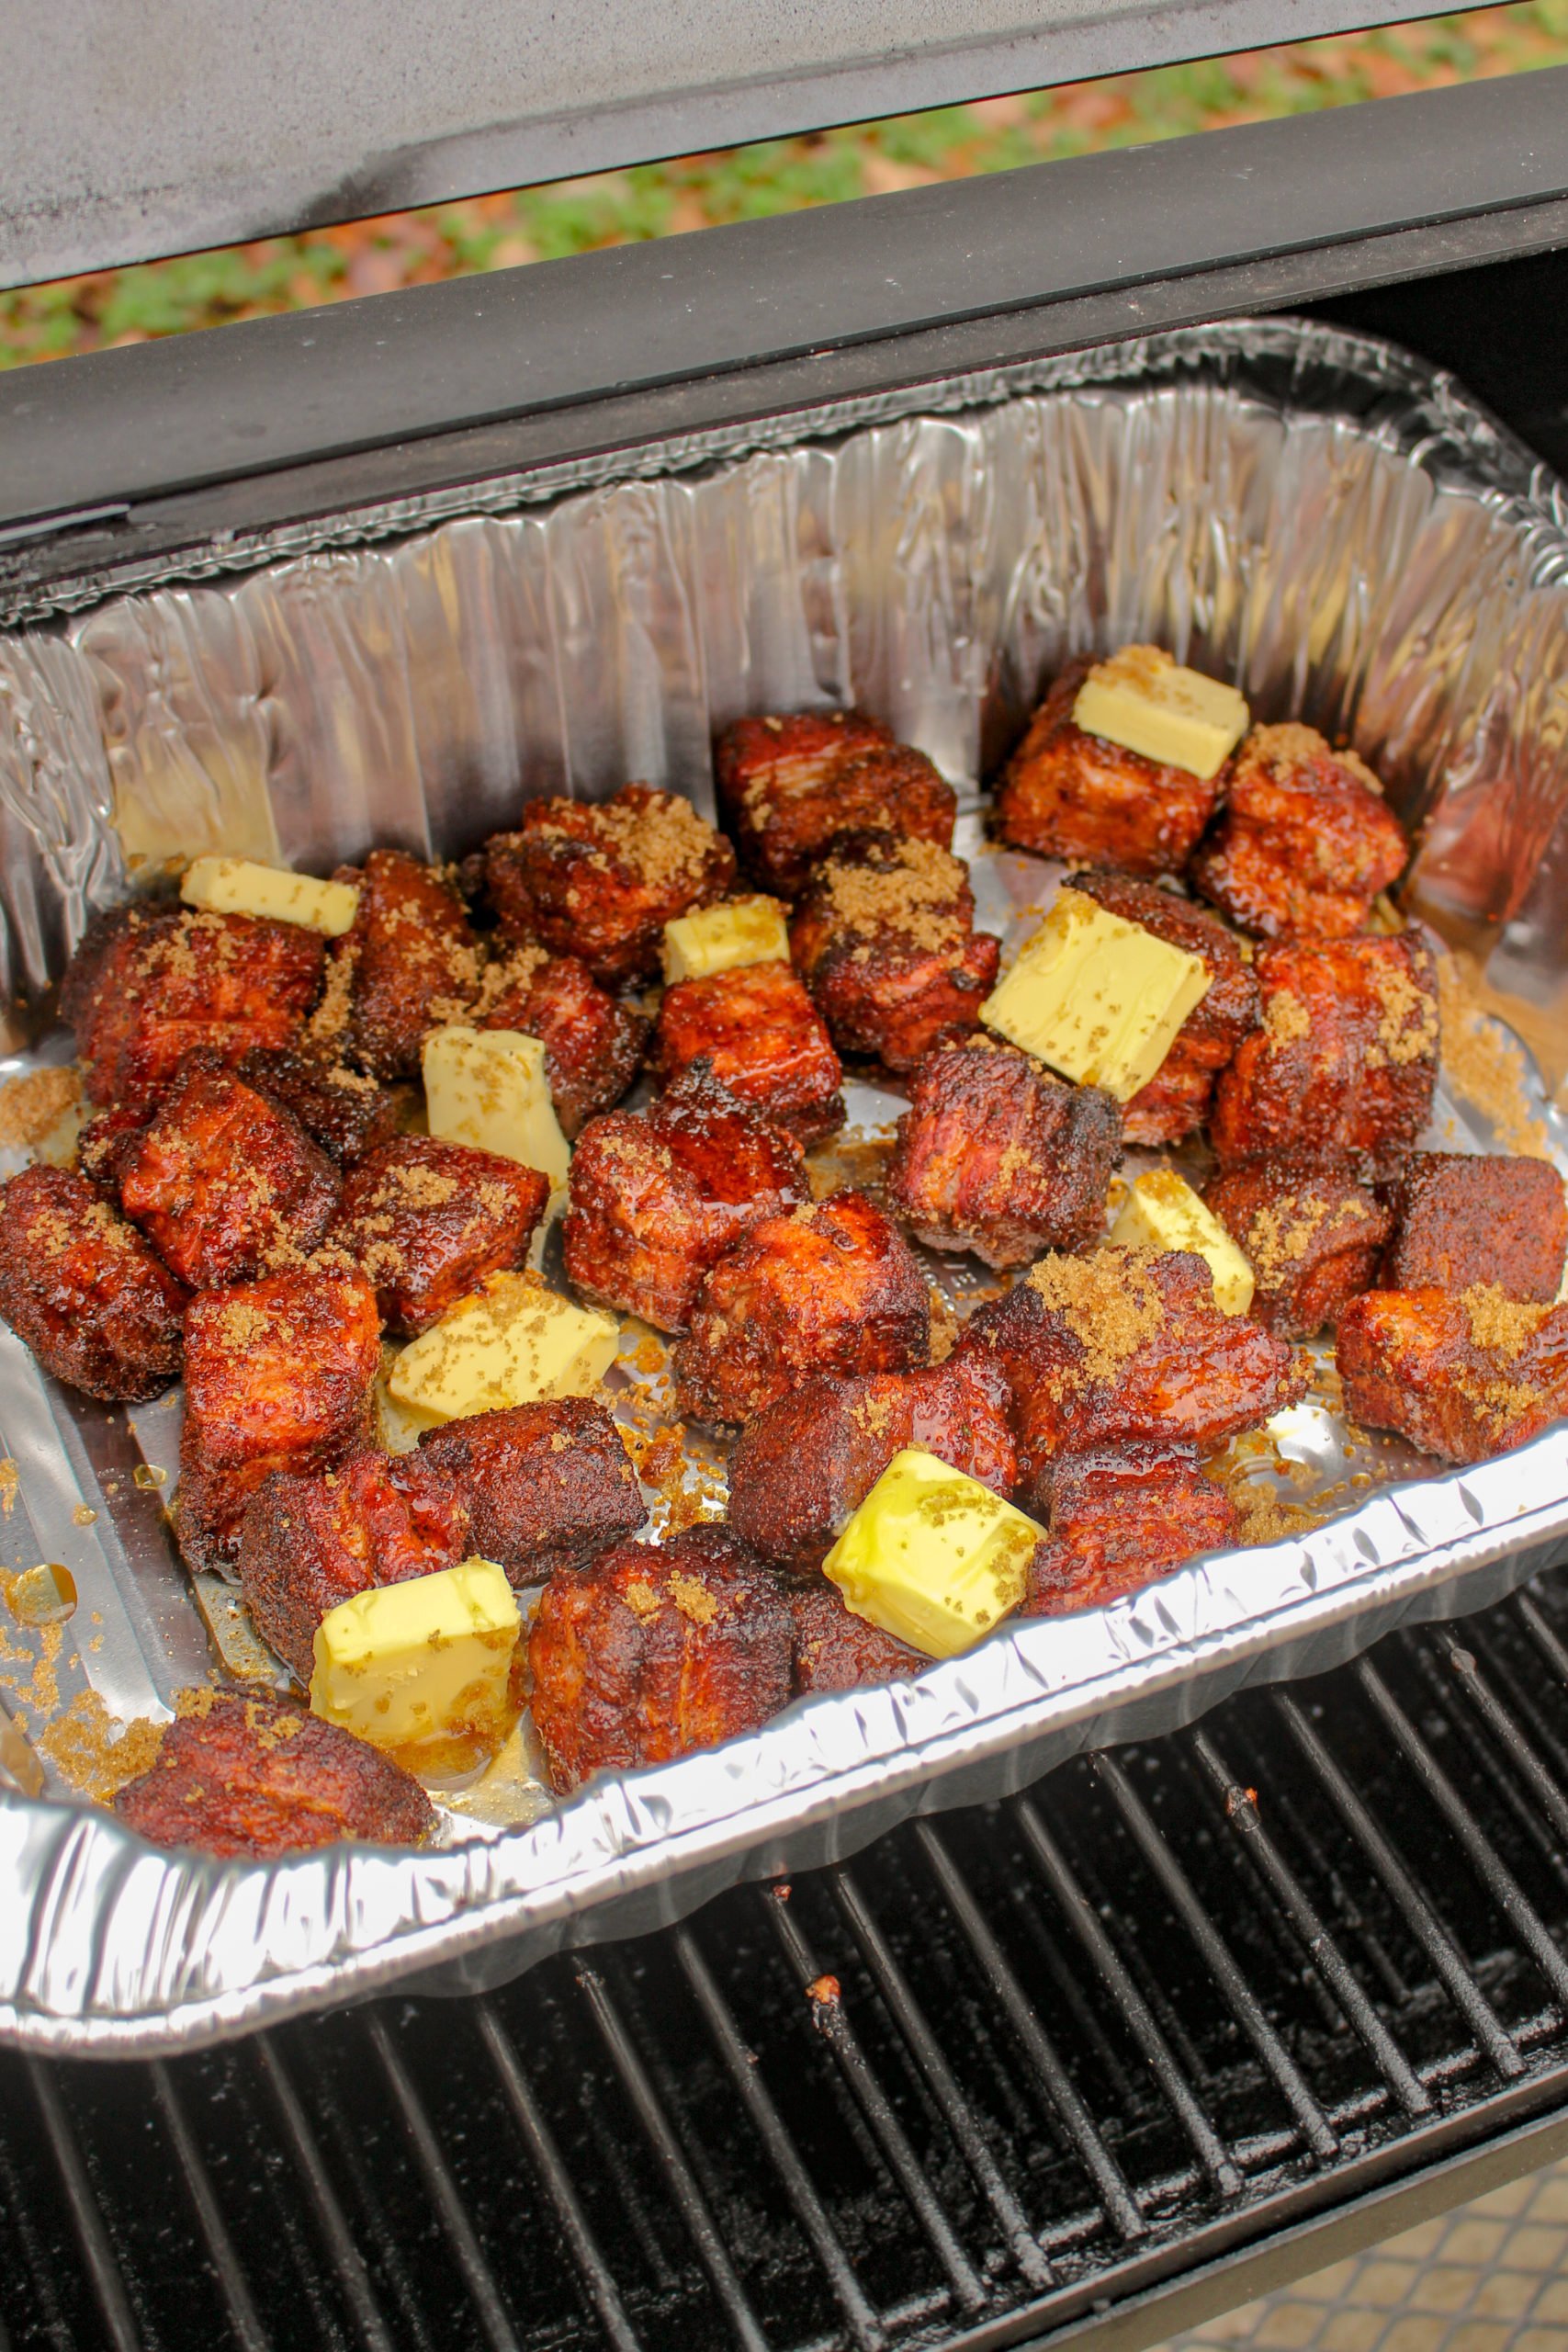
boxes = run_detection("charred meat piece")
[417,1398,646,1584]
[1337,1284,1568,1464]
[563,1067,808,1332]
[675,1189,930,1426]
[995,658,1222,876]
[791,1581,925,1693]
[886,1036,1121,1266]
[483,785,736,984]
[327,1136,549,1333]
[1191,724,1408,941]
[1382,1152,1568,1303]
[1210,935,1438,1179]
[118,1055,341,1290]
[1204,1156,1391,1340]
[1070,868,1260,1143]
[332,849,480,1081]
[652,959,844,1144]
[237,1046,412,1166]
[527,1526,793,1792]
[77,1102,153,1192]
[0,1164,186,1402]
[62,905,326,1112]
[1021,1443,1240,1615]
[114,1691,434,1858]
[789,831,1000,1072]
[715,710,956,897]
[478,947,649,1138]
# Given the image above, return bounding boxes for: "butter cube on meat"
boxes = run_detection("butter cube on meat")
[1110,1170,1255,1316]
[823,1445,1043,1659]
[423,1025,570,1193]
[663,897,790,983]
[1073,646,1249,782]
[388,1272,619,1425]
[182,856,361,937]
[982,888,1212,1102]
[310,1556,520,1761]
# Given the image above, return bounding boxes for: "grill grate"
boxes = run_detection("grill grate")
[9,1572,1568,2352]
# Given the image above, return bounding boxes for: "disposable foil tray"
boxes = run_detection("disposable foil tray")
[3,316,1568,2055]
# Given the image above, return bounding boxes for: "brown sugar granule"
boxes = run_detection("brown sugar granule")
[1264,989,1311,1048]
[668,1570,719,1626]
[1371,956,1440,1068]
[539,793,719,895]
[305,943,358,1050]
[39,1690,166,1804]
[820,837,966,953]
[1025,1248,1168,1389]
[1243,1194,1368,1284]
[622,1578,662,1622]
[1461,1282,1550,1362]
[1250,722,1384,797]
[1433,949,1551,1158]
[1229,1488,1322,1546]
[0,1460,17,1516]
[0,1066,82,1152]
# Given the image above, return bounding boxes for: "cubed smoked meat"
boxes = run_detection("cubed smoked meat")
[1382,1152,1567,1303]
[886,1036,1121,1267]
[652,959,844,1143]
[333,849,480,1081]
[563,1067,808,1333]
[789,831,1000,1072]
[527,1526,792,1792]
[478,948,648,1138]
[0,1164,186,1402]
[716,710,956,896]
[76,1102,153,1192]
[1337,1284,1568,1464]
[995,659,1221,876]
[417,1398,645,1584]
[482,785,736,984]
[1190,723,1408,941]
[1020,1443,1240,1615]
[674,1190,930,1426]
[790,1581,925,1693]
[1204,1156,1391,1340]
[238,1046,412,1166]
[326,1136,549,1333]
[115,1691,434,1858]
[1210,935,1438,1179]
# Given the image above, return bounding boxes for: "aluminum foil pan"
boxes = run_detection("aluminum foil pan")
[2,316,1568,2054]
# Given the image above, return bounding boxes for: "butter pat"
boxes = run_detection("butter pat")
[662,897,790,984]
[310,1557,520,1758]
[1073,646,1249,781]
[983,888,1211,1102]
[181,855,360,935]
[1110,1169,1255,1316]
[388,1272,619,1425]
[823,1446,1041,1659]
[423,1025,570,1192]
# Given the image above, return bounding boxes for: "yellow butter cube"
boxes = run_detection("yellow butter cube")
[1072,646,1249,782]
[423,1025,570,1192]
[1110,1169,1255,1316]
[823,1446,1042,1659]
[310,1557,520,1759]
[982,888,1211,1102]
[662,897,790,984]
[388,1272,619,1425]
[181,855,361,936]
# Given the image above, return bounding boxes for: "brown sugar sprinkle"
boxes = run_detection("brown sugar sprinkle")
[0,1460,17,1516]
[1250,722,1385,797]
[622,1579,662,1622]
[38,1689,165,1804]
[1025,1248,1167,1389]
[1433,948,1551,1157]
[668,1571,720,1626]
[1462,1283,1551,1362]
[546,791,720,895]
[928,1289,959,1363]
[1263,989,1311,1049]
[1229,1487,1322,1546]
[1242,1195,1371,1283]
[1370,956,1439,1068]
[0,1065,81,1152]
[469,944,549,1017]
[819,837,967,955]
[305,944,357,1048]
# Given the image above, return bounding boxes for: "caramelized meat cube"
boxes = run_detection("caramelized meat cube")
[1021,1443,1240,1615]
[1211,935,1438,1179]
[417,1398,645,1583]
[118,1055,341,1290]
[1337,1284,1568,1464]
[958,1246,1303,1485]
[478,947,648,1138]
[1204,1156,1391,1339]
[114,1691,434,1859]
[791,1581,924,1692]
[527,1526,792,1792]
[177,1270,380,1576]
[332,848,479,1081]
[327,1137,549,1333]
[483,785,736,984]
[675,1190,930,1425]
[238,1046,411,1166]
[563,1067,808,1332]
[995,658,1221,876]
[62,905,325,1112]
[716,710,956,896]
[0,1164,186,1402]
[1382,1152,1567,1303]
[77,1102,153,1191]
[728,1357,1018,1573]
[1191,724,1408,941]
[1070,868,1260,1143]
[652,960,843,1143]
[240,1450,471,1680]
[886,1037,1121,1266]
[789,831,1000,1071]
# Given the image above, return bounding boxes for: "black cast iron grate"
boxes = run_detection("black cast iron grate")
[10,1573,1568,2352]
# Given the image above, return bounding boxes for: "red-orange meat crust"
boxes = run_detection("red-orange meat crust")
[416,1398,646,1583]
[1204,1156,1391,1340]
[790,1581,925,1692]
[1021,1443,1240,1615]
[238,1046,412,1166]
[326,1136,548,1332]
[479,949,648,1138]
[1382,1152,1568,1303]
[995,659,1221,876]
[715,710,956,896]
[1190,724,1407,940]
[333,850,480,1080]
[652,959,844,1144]
[0,1164,186,1402]
[789,831,1000,1071]
[1336,1285,1568,1464]
[483,785,736,983]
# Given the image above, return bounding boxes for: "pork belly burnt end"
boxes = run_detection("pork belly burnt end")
[332,849,479,1081]
[483,785,736,984]
[1337,1284,1568,1464]
[527,1526,793,1792]
[176,1270,380,1575]
[1190,724,1408,941]
[240,1451,471,1681]
[716,709,956,896]
[327,1136,549,1332]
[790,832,1000,1071]
[1021,1443,1240,1615]
[479,949,648,1138]
[791,1581,925,1692]
[62,905,326,1112]
[118,1056,341,1290]
[1211,935,1438,1178]
[727,1358,1017,1574]
[675,1190,931,1426]
[0,1165,186,1402]
[115,1691,434,1859]
[652,960,844,1143]
[1382,1152,1568,1303]
[995,658,1222,876]
[238,1046,411,1166]
[416,1398,645,1583]
[563,1069,808,1332]
[886,1037,1121,1266]
[1070,868,1260,1144]
[1204,1157,1391,1339]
